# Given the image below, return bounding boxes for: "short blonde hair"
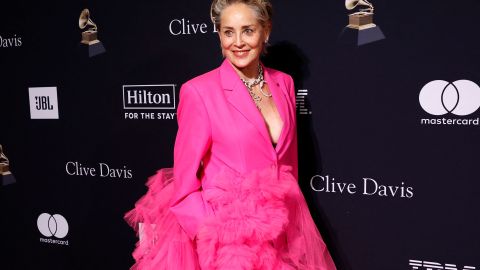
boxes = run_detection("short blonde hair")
[210,0,273,30]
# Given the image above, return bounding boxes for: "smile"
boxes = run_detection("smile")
[232,50,249,57]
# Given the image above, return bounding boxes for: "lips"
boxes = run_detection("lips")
[232,50,249,57]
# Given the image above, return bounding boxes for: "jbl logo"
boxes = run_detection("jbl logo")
[29,87,59,119]
[35,96,54,110]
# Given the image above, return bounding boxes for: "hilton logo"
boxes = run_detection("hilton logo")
[28,87,59,119]
[123,84,177,120]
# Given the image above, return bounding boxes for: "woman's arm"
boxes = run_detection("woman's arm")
[169,82,213,240]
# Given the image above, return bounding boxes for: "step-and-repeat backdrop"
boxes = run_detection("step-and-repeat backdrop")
[1,0,479,269]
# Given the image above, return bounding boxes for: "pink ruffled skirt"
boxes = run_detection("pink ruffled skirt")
[124,165,336,270]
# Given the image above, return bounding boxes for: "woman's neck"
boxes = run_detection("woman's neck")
[231,60,260,80]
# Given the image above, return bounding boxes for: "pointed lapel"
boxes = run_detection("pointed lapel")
[262,62,290,152]
[221,59,290,153]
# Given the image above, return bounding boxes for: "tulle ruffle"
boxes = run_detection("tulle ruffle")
[124,168,200,270]
[124,165,336,270]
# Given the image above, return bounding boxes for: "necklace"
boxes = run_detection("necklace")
[241,64,272,110]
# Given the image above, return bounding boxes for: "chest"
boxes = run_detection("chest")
[251,83,284,145]
[201,82,294,163]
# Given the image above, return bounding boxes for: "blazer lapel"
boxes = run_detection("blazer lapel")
[220,59,289,153]
[262,63,290,152]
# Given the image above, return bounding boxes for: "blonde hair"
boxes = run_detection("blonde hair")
[210,0,273,30]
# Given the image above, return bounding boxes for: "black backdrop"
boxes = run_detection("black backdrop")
[1,0,479,269]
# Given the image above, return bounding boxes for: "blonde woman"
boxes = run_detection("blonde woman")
[125,1,336,269]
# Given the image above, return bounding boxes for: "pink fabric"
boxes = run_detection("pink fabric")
[170,59,298,240]
[125,165,336,270]
[125,59,336,269]
[125,169,201,270]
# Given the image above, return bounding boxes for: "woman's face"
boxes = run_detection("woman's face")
[219,3,269,77]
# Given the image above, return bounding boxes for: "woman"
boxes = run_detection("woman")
[125,0,336,269]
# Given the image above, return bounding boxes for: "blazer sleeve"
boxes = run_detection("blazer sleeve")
[169,82,213,240]
[286,74,299,181]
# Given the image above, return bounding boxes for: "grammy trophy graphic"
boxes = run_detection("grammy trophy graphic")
[79,8,106,57]
[340,0,385,46]
[0,144,16,186]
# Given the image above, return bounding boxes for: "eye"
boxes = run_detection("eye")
[224,30,233,37]
[244,28,254,35]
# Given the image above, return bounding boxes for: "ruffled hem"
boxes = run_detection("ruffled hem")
[125,165,336,270]
[124,168,200,270]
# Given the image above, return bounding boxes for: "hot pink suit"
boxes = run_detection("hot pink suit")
[125,59,336,270]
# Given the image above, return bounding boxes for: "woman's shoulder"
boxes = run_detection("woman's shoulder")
[264,66,295,99]
[182,65,222,91]
[264,66,294,86]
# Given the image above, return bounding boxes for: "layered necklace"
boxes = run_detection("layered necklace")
[240,64,272,110]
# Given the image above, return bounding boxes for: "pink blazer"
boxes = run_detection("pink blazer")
[169,59,298,240]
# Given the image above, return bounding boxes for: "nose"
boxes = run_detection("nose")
[233,32,244,47]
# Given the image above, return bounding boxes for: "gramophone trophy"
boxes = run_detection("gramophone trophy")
[79,9,106,57]
[0,144,16,186]
[340,0,385,46]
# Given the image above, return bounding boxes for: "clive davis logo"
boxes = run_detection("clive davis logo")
[123,84,176,120]
[419,80,480,126]
[0,34,22,48]
[37,213,69,245]
[28,87,59,119]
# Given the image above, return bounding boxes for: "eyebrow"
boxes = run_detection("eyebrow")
[221,25,256,30]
